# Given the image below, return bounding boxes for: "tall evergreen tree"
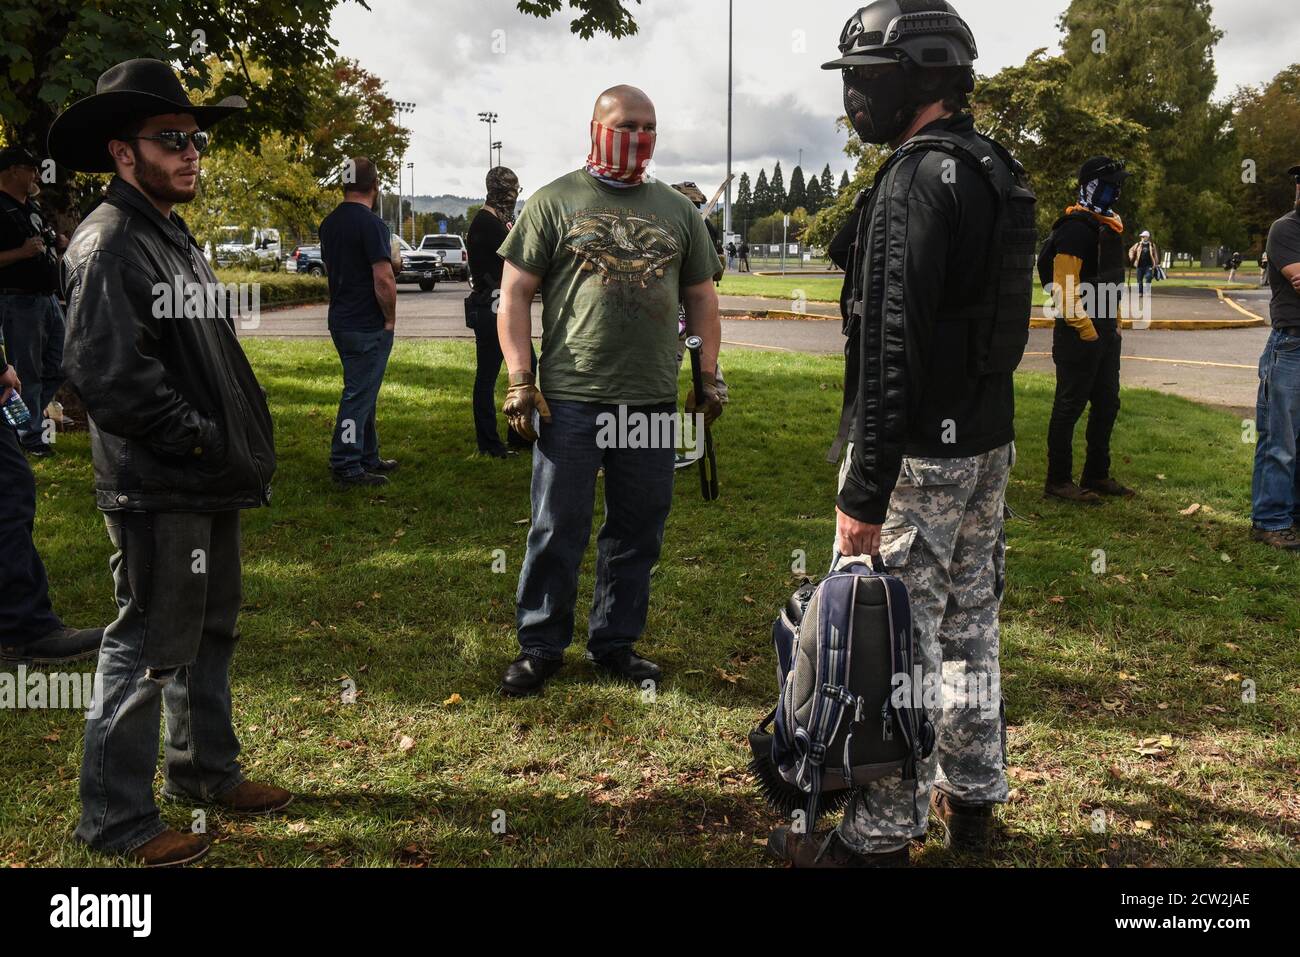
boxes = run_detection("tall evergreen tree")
[805,174,824,213]
[821,164,836,199]
[839,170,850,192]
[787,164,807,212]
[734,171,753,230]
[753,168,772,218]
[770,161,787,213]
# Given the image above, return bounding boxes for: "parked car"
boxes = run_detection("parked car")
[397,236,447,291]
[215,226,281,270]
[285,244,326,276]
[417,234,469,281]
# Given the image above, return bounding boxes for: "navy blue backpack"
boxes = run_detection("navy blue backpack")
[749,554,935,825]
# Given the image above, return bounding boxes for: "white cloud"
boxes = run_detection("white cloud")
[330,0,1300,205]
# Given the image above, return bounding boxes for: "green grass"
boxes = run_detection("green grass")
[3,341,1297,867]
[718,274,844,303]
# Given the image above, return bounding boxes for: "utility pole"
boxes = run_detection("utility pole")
[478,112,498,171]
[394,100,416,239]
[724,0,733,239]
[407,162,415,244]
[493,141,502,168]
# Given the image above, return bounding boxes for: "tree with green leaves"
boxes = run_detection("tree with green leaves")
[805,174,824,214]
[787,165,806,213]
[516,0,641,38]
[1233,64,1300,252]
[839,170,850,192]
[821,164,835,201]
[734,171,752,228]
[770,161,787,213]
[1058,0,1234,250]
[753,168,772,218]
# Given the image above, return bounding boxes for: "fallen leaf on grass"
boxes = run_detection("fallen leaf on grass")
[1179,503,1201,516]
[443,693,463,707]
[397,735,416,752]
[1134,820,1154,832]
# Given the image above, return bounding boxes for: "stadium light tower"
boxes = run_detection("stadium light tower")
[478,112,498,170]
[394,100,417,236]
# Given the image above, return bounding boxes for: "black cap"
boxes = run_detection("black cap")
[0,145,38,172]
[1289,164,1300,178]
[1079,156,1131,186]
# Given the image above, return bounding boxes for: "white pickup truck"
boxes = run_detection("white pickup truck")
[214,226,281,270]
[417,234,468,281]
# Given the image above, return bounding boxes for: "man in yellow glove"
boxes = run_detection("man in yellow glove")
[1039,156,1135,504]
[495,84,723,696]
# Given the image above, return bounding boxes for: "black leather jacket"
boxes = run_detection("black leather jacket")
[62,177,275,512]
[839,114,1017,524]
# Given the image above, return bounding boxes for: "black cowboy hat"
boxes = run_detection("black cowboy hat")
[47,58,246,173]
[1289,164,1300,179]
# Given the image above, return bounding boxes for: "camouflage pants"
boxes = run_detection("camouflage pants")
[835,442,1012,853]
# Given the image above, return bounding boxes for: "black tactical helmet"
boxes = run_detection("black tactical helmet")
[821,0,977,70]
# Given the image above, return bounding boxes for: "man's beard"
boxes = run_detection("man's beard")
[133,148,197,204]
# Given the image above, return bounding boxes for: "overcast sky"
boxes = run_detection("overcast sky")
[329,0,1299,203]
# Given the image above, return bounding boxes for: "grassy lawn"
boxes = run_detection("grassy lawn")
[3,340,1297,867]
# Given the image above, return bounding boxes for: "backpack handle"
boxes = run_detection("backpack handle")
[829,549,885,576]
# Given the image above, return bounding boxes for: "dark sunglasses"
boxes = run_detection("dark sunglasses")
[127,130,210,154]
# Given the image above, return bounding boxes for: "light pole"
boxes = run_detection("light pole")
[394,100,416,238]
[725,0,733,239]
[478,112,498,170]
[407,162,415,243]
[492,141,503,168]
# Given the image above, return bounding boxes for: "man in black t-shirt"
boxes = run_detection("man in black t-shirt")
[0,146,66,456]
[1249,163,1300,551]
[466,166,535,457]
[319,156,403,487]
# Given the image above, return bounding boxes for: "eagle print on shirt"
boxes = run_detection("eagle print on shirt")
[561,211,681,288]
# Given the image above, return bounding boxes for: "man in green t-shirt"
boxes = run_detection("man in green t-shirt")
[494,84,724,696]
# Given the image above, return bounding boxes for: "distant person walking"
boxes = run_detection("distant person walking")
[1260,251,1269,286]
[1249,162,1300,552]
[725,240,737,270]
[1227,250,1243,283]
[1128,229,1159,305]
[319,156,403,487]
[740,240,750,271]
[466,166,535,457]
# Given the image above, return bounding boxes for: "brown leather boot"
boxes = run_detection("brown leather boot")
[1044,480,1103,504]
[766,827,908,868]
[211,780,294,814]
[1251,526,1300,551]
[1082,476,1136,498]
[931,790,993,854]
[129,829,210,867]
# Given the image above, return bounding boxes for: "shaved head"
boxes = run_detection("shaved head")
[593,85,656,133]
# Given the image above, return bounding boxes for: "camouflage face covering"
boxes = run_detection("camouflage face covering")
[486,166,520,220]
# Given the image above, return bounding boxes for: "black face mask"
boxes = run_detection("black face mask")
[843,66,914,146]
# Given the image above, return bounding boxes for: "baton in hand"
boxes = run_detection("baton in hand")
[685,335,719,501]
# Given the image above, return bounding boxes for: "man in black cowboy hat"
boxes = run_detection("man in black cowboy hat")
[50,58,288,867]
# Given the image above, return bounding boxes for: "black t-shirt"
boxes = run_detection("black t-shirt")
[0,193,59,293]
[319,200,392,332]
[466,208,508,294]
[1266,211,1300,329]
[1136,240,1154,268]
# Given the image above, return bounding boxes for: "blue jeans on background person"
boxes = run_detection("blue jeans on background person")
[0,292,66,449]
[1135,266,1153,300]
[0,420,63,644]
[76,510,245,852]
[515,398,676,661]
[329,327,394,476]
[1251,327,1300,531]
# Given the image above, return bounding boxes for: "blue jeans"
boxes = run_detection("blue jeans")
[0,292,65,449]
[1135,266,1153,299]
[76,511,245,852]
[516,398,676,660]
[1251,327,1300,531]
[0,420,62,643]
[329,327,394,476]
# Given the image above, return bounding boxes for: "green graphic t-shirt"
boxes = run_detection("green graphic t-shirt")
[498,169,720,405]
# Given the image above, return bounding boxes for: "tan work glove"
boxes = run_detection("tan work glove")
[686,370,724,427]
[502,371,551,441]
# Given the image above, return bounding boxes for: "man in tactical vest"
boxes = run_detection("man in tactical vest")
[767,0,1035,868]
[1039,157,1135,504]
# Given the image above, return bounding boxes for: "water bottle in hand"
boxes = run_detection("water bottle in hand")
[2,391,31,429]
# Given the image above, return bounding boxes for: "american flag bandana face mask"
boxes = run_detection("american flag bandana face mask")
[585,119,656,184]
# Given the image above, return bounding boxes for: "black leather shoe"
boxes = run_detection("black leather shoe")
[1,626,104,665]
[366,458,400,474]
[589,649,662,683]
[500,654,563,696]
[766,827,908,868]
[333,470,388,487]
